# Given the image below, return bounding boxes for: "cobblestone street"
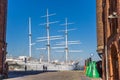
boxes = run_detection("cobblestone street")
[4,71,102,80]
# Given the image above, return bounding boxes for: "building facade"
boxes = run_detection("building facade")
[0,0,7,77]
[96,0,120,80]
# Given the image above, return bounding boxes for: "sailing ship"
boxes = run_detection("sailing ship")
[6,9,81,71]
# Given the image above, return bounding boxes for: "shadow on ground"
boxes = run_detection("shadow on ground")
[8,70,56,79]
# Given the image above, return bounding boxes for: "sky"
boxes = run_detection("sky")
[7,0,101,64]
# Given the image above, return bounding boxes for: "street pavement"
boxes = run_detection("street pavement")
[4,71,102,80]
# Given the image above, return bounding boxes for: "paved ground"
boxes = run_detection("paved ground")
[4,71,102,80]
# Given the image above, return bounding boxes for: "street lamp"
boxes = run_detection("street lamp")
[90,53,94,61]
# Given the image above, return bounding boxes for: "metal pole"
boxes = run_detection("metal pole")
[104,16,108,80]
[105,45,108,80]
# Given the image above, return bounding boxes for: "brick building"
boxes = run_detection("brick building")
[96,0,120,80]
[0,0,7,78]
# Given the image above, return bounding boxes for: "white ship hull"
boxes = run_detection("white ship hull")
[26,63,75,71]
[7,56,79,71]
[13,61,76,71]
[7,59,77,71]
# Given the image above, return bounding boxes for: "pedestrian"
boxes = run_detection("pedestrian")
[25,65,27,71]
[43,65,45,72]
[45,66,47,71]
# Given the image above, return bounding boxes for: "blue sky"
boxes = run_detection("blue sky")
[7,0,101,63]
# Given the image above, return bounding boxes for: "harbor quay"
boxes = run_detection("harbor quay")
[4,71,102,80]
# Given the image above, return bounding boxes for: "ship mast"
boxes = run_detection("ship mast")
[65,18,69,63]
[62,18,73,63]
[29,17,32,57]
[54,19,81,63]
[40,9,57,63]
[46,9,50,63]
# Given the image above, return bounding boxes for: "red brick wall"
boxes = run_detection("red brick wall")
[96,0,120,80]
[0,0,7,75]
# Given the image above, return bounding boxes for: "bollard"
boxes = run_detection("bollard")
[87,62,93,77]
[91,61,100,78]
[85,65,89,76]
